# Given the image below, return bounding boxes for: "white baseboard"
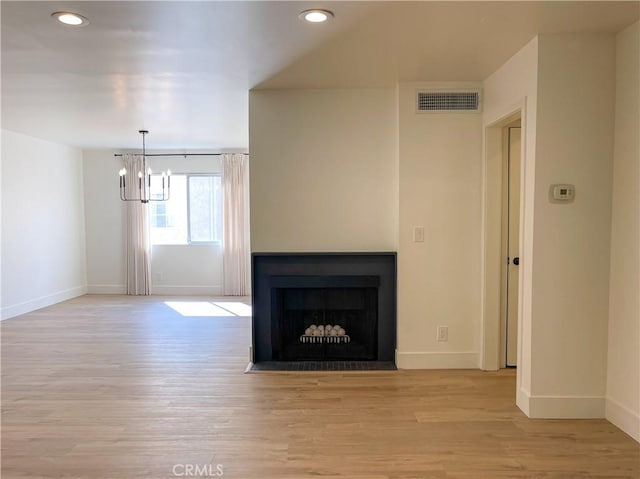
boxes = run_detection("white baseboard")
[151,285,224,296]
[606,396,640,442]
[395,350,479,369]
[516,387,531,416]
[87,284,126,294]
[501,389,637,435]
[527,394,605,419]
[1,285,87,320]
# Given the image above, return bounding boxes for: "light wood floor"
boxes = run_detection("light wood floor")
[2,295,638,479]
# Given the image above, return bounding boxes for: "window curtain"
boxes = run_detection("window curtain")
[123,154,152,295]
[222,154,250,296]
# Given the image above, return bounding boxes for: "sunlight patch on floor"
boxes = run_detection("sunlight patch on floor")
[212,302,252,317]
[164,301,252,317]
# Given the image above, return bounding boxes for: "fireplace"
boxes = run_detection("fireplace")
[274,276,378,361]
[251,253,396,367]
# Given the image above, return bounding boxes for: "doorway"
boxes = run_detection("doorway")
[500,122,521,368]
[481,107,523,373]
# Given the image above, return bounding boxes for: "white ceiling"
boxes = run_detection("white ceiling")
[2,1,638,149]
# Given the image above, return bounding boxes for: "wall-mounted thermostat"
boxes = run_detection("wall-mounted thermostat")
[551,184,575,202]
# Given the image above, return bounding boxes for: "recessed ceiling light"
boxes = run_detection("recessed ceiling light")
[51,12,89,27]
[299,9,334,23]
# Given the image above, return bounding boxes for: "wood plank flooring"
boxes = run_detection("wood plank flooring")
[2,295,638,479]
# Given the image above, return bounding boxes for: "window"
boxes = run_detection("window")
[150,174,222,245]
[151,203,169,228]
[189,176,222,242]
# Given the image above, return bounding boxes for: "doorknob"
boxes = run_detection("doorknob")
[513,257,520,266]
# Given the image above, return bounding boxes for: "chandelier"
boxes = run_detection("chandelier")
[118,130,170,203]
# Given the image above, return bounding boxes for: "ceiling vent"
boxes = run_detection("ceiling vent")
[416,90,481,113]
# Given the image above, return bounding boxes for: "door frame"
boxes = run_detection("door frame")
[480,102,526,372]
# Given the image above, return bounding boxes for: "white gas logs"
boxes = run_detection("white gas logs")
[300,324,350,344]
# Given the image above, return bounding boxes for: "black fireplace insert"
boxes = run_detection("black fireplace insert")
[251,253,396,365]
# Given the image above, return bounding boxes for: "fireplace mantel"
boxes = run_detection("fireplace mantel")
[251,252,397,365]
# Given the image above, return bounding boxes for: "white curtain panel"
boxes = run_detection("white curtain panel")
[222,154,250,296]
[123,154,152,295]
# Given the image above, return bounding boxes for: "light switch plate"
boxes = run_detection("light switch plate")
[414,226,425,242]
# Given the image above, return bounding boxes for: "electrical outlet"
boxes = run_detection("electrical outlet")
[413,226,425,243]
[437,326,448,342]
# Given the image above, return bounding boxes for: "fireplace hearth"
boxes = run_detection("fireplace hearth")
[251,253,396,367]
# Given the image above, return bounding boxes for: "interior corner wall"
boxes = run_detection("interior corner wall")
[83,150,223,295]
[606,21,639,442]
[1,129,87,319]
[530,33,616,418]
[396,82,483,369]
[248,89,398,253]
[0,133,3,314]
[82,150,127,293]
[482,37,538,409]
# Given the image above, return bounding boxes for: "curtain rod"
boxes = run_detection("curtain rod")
[114,153,248,157]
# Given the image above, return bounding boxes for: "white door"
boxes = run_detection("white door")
[505,127,521,367]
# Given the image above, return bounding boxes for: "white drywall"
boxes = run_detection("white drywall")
[1,129,87,319]
[83,150,224,294]
[250,86,484,369]
[0,128,3,313]
[530,33,616,417]
[249,89,398,252]
[82,150,126,293]
[606,21,640,442]
[396,82,483,369]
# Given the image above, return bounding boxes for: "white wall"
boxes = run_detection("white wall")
[0,128,3,313]
[482,37,538,409]
[606,21,640,442]
[82,150,126,293]
[1,130,87,319]
[250,86,484,369]
[529,33,616,418]
[83,150,224,295]
[249,89,398,252]
[396,82,483,369]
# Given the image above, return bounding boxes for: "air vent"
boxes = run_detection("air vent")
[416,90,481,113]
